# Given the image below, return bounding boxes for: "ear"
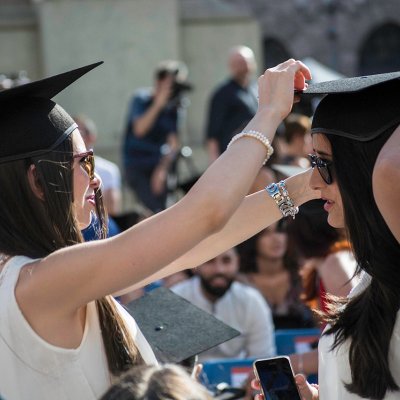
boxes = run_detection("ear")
[27,164,45,201]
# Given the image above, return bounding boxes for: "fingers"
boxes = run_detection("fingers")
[250,378,260,390]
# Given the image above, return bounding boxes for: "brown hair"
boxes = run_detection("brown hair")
[0,134,142,375]
[100,364,212,400]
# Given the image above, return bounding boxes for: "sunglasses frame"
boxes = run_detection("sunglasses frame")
[73,149,95,180]
[308,153,333,184]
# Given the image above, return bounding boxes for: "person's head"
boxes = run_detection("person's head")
[228,46,256,85]
[307,74,400,399]
[100,364,212,400]
[256,221,288,262]
[282,113,312,156]
[239,220,298,276]
[0,63,142,377]
[74,114,98,149]
[196,248,239,301]
[0,66,104,258]
[154,60,191,102]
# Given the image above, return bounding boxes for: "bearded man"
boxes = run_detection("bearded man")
[171,247,276,361]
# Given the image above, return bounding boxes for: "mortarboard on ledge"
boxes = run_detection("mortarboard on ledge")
[126,287,240,364]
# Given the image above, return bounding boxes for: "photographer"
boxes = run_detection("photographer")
[123,60,192,212]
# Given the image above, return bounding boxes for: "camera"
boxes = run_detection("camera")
[156,61,193,107]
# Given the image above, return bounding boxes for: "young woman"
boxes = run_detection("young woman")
[0,59,316,400]
[255,74,400,400]
[238,221,314,330]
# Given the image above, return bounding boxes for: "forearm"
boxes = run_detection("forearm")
[133,102,163,137]
[129,169,318,290]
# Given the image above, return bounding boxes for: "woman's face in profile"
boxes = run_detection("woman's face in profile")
[309,133,345,229]
[72,130,97,229]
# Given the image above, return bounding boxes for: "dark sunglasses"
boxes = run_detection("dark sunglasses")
[308,153,333,184]
[73,149,95,180]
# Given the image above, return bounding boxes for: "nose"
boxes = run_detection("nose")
[309,166,326,191]
[90,172,101,190]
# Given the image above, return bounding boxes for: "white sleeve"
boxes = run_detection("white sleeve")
[244,289,276,358]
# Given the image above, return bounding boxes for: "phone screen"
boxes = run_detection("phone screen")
[254,357,301,400]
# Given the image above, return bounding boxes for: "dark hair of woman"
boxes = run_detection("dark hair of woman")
[0,135,142,375]
[286,199,349,306]
[323,125,400,399]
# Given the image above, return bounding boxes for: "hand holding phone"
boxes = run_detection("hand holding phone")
[253,356,302,400]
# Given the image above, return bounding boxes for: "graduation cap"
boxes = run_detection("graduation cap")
[0,61,103,163]
[126,287,240,364]
[301,71,400,141]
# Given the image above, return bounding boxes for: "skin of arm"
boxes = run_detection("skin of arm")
[133,76,173,137]
[16,60,314,337]
[372,123,400,243]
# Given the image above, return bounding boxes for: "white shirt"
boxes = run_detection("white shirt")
[171,277,276,361]
[318,272,400,399]
[95,156,121,192]
[0,256,157,400]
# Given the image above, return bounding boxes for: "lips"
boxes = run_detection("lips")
[86,194,96,206]
[323,198,334,212]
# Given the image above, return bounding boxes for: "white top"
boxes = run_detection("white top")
[171,277,276,361]
[318,272,400,399]
[0,256,157,400]
[95,156,121,191]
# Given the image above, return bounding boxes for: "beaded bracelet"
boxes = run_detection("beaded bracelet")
[227,130,274,165]
[265,180,299,219]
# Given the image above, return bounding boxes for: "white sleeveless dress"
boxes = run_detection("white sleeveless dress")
[0,256,157,400]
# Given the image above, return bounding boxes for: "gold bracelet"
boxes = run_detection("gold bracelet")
[227,130,274,165]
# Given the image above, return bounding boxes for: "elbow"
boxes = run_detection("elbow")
[188,190,232,235]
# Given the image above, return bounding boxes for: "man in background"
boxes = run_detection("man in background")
[171,247,276,362]
[123,60,191,213]
[206,46,258,164]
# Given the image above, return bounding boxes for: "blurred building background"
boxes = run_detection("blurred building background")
[1,0,399,209]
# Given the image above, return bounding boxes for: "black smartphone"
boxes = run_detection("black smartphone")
[253,356,301,400]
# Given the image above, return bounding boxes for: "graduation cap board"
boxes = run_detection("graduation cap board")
[126,287,240,363]
[301,71,400,141]
[0,61,103,163]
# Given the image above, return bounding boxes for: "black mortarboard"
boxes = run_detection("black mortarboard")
[302,71,400,141]
[126,287,240,363]
[0,62,103,163]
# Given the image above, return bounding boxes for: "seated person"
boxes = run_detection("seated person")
[238,221,315,330]
[171,247,276,361]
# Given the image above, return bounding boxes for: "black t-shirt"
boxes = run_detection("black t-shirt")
[206,79,258,153]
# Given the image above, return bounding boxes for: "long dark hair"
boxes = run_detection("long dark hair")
[323,125,400,399]
[0,134,142,375]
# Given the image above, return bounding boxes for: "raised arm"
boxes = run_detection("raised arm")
[372,124,400,243]
[125,169,318,291]
[18,60,313,315]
